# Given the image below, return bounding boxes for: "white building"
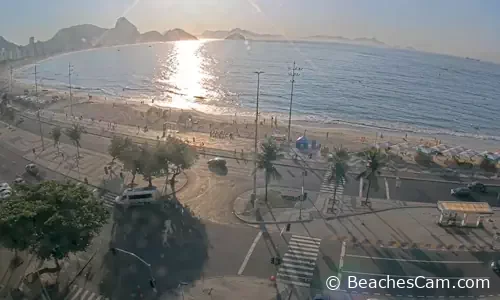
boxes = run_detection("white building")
[0,48,6,61]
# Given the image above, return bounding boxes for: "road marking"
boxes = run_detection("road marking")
[345,254,483,264]
[359,178,363,198]
[384,177,390,200]
[237,231,262,275]
[343,270,489,279]
[338,241,347,281]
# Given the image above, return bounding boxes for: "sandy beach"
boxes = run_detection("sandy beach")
[1,59,499,155]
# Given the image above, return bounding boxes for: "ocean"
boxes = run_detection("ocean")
[14,39,500,141]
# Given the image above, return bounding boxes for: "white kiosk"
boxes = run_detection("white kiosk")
[437,201,493,227]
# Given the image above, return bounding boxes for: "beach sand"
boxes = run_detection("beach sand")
[2,61,499,155]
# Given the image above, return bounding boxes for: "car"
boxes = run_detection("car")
[25,163,39,175]
[451,187,471,197]
[0,190,12,200]
[208,157,226,168]
[491,260,500,273]
[468,182,487,193]
[115,187,160,206]
[13,177,25,184]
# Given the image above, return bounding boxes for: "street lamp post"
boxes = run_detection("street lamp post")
[251,71,264,207]
[110,247,157,293]
[287,62,301,143]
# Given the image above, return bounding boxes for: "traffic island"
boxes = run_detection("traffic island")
[233,188,315,224]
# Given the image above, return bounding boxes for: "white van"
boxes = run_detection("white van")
[115,187,160,206]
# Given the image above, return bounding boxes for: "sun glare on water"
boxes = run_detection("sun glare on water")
[165,40,208,109]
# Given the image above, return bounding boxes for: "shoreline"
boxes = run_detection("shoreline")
[2,58,499,153]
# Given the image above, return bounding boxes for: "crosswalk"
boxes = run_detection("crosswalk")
[320,170,344,198]
[101,191,118,209]
[65,284,109,300]
[277,235,321,287]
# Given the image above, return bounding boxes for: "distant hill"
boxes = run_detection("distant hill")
[0,18,199,61]
[225,33,246,40]
[303,35,387,47]
[163,29,197,41]
[201,28,283,40]
[138,31,164,43]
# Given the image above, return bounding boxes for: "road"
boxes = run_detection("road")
[334,244,500,298]
[0,141,67,184]
[341,174,500,207]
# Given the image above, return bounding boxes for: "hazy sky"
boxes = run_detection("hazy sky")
[1,0,499,62]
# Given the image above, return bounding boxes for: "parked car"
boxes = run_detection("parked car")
[451,187,471,197]
[468,182,487,193]
[491,260,500,273]
[208,157,227,168]
[13,177,25,184]
[0,183,12,200]
[25,163,39,175]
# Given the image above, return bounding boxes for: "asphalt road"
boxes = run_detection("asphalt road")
[0,142,67,184]
[336,244,500,298]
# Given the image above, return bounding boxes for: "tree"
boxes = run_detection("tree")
[165,137,197,193]
[327,147,350,209]
[255,138,282,204]
[0,181,109,273]
[108,136,131,164]
[51,126,62,154]
[117,142,141,187]
[356,147,387,205]
[65,123,84,173]
[137,143,162,188]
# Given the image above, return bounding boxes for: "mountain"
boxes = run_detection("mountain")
[225,33,246,40]
[303,35,387,46]
[96,17,140,47]
[41,24,107,54]
[138,31,164,43]
[163,29,197,41]
[201,28,283,40]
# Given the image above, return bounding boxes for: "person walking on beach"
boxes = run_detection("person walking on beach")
[274,117,277,127]
[271,116,274,128]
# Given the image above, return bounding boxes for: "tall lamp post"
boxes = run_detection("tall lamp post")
[110,247,157,293]
[251,71,264,207]
[287,61,301,143]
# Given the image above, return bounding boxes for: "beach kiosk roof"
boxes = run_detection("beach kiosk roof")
[437,201,493,227]
[438,201,493,215]
[296,136,308,143]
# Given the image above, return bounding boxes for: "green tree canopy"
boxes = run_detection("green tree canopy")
[256,138,282,203]
[108,136,131,163]
[0,181,109,268]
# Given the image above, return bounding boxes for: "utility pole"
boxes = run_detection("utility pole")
[69,63,73,116]
[9,66,13,93]
[287,61,301,143]
[252,71,264,207]
[35,65,45,150]
[110,247,157,293]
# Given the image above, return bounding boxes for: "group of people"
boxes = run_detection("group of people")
[210,130,234,140]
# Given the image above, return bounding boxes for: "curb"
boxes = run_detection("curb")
[232,210,312,225]
[324,204,437,220]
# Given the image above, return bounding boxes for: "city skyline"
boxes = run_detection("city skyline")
[1,0,499,62]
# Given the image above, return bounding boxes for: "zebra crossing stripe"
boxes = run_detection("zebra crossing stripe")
[65,285,109,300]
[277,235,321,288]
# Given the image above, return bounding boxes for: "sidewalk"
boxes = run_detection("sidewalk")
[0,126,187,195]
[24,109,256,156]
[181,276,280,300]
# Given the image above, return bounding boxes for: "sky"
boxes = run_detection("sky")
[1,0,499,62]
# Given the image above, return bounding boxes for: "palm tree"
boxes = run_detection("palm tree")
[51,126,62,155]
[65,124,84,175]
[255,138,282,204]
[356,147,387,205]
[327,147,350,210]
